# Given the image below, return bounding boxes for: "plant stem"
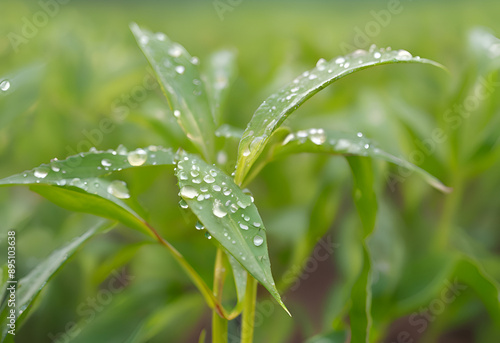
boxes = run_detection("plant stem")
[212,249,228,343]
[241,274,258,343]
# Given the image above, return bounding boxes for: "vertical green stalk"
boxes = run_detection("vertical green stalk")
[241,274,258,343]
[212,249,228,343]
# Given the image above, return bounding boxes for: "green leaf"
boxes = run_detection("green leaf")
[204,49,238,125]
[346,157,377,343]
[305,330,348,343]
[175,151,289,315]
[234,46,444,184]
[215,124,244,140]
[130,23,216,162]
[0,146,176,237]
[0,220,111,342]
[226,254,248,304]
[273,129,451,193]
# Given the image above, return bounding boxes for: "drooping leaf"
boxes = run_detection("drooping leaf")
[130,23,216,162]
[203,49,238,125]
[0,220,112,342]
[0,146,176,236]
[234,46,444,184]
[273,129,451,193]
[175,151,289,315]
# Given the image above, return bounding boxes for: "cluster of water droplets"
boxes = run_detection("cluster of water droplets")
[282,128,327,146]
[176,155,265,248]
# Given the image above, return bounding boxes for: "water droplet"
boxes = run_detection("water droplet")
[291,87,299,93]
[253,235,264,247]
[156,33,166,41]
[316,58,327,68]
[180,186,198,199]
[205,232,212,239]
[242,146,251,157]
[209,169,217,177]
[168,45,182,57]
[336,139,350,150]
[243,215,250,221]
[203,174,215,183]
[335,57,345,64]
[101,159,112,167]
[308,74,318,80]
[364,143,370,149]
[374,52,381,59]
[282,133,294,145]
[357,132,363,138]
[175,65,185,74]
[344,62,350,68]
[191,170,199,177]
[212,185,221,192]
[179,172,188,180]
[240,223,249,230]
[107,180,130,199]
[117,144,128,155]
[190,56,200,65]
[213,199,227,218]
[34,167,49,179]
[50,164,60,172]
[174,110,181,118]
[127,149,147,166]
[195,221,204,230]
[230,203,239,213]
[179,199,189,209]
[351,49,367,58]
[0,80,11,92]
[396,49,412,60]
[193,178,201,184]
[139,36,149,45]
[223,188,232,196]
[197,194,205,201]
[309,129,326,145]
[253,222,261,228]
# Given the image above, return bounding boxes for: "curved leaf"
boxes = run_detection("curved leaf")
[130,23,216,162]
[0,220,111,342]
[234,46,444,184]
[0,146,176,236]
[175,151,289,315]
[273,129,451,193]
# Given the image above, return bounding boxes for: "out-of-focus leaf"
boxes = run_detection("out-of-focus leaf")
[175,151,289,315]
[226,254,247,304]
[204,49,238,125]
[274,129,451,193]
[454,256,500,324]
[305,330,348,343]
[215,124,244,140]
[130,23,216,162]
[0,220,111,342]
[346,156,377,343]
[234,46,444,184]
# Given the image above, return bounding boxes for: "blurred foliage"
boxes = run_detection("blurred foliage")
[0,0,500,342]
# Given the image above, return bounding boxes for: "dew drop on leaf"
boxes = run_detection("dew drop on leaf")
[101,159,112,167]
[127,149,147,166]
[195,221,204,230]
[168,45,182,57]
[212,199,227,218]
[107,180,130,199]
[253,235,264,247]
[175,65,185,74]
[203,174,215,183]
[180,186,198,199]
[34,167,49,179]
[0,80,10,92]
[239,223,249,230]
[174,110,181,118]
[179,199,189,209]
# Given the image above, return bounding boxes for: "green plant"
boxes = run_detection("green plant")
[1,21,499,343]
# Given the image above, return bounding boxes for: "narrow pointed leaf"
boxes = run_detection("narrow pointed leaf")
[273,129,451,193]
[0,221,111,341]
[0,146,176,236]
[130,23,216,161]
[235,46,444,183]
[215,124,244,140]
[175,152,288,314]
[204,49,238,125]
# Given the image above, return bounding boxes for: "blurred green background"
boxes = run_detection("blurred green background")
[1,0,500,342]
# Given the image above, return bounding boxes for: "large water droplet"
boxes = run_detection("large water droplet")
[309,128,326,145]
[0,80,11,92]
[213,199,227,218]
[239,223,249,230]
[107,180,130,199]
[34,167,49,179]
[180,186,198,199]
[127,149,147,166]
[253,235,264,247]
[374,52,381,59]
[174,110,181,118]
[335,57,345,64]
[175,65,185,74]
[396,49,412,60]
[212,185,221,192]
